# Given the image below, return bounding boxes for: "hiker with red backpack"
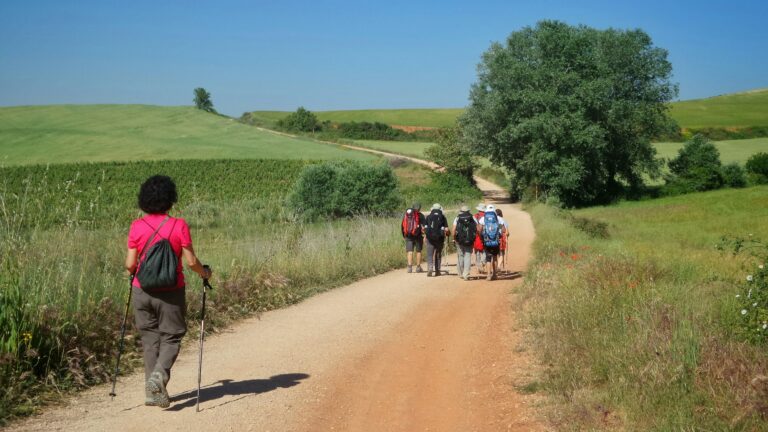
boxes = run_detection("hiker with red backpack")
[495,208,510,270]
[477,204,507,280]
[452,205,477,281]
[124,175,212,408]
[401,202,426,273]
[473,203,486,274]
[424,203,450,277]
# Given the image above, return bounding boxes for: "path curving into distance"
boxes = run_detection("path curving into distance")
[9,147,543,432]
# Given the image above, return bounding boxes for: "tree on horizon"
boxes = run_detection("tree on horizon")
[193,87,215,113]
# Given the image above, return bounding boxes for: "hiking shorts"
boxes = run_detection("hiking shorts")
[405,236,423,252]
[485,245,500,262]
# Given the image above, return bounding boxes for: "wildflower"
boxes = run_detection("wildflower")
[747,275,754,282]
[764,323,768,330]
[754,302,758,307]
[741,309,748,315]
[760,265,765,269]
[736,294,741,298]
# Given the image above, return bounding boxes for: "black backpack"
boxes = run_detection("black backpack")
[454,212,476,247]
[136,216,179,291]
[425,210,445,243]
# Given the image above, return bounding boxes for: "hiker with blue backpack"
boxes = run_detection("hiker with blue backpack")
[424,203,450,277]
[124,175,212,408]
[401,202,426,273]
[452,205,477,281]
[477,204,507,280]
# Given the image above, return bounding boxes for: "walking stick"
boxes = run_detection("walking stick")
[196,266,213,413]
[109,274,134,399]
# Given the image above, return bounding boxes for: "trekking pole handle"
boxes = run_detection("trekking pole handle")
[202,265,213,290]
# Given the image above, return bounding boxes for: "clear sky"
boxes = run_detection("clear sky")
[1,0,766,116]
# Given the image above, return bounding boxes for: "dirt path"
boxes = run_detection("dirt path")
[9,156,542,431]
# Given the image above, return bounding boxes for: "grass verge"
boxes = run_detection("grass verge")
[520,187,768,430]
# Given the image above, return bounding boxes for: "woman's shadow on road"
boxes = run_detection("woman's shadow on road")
[165,373,310,412]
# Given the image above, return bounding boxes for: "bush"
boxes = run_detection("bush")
[288,161,399,220]
[277,107,320,132]
[718,235,768,344]
[424,127,478,181]
[335,122,406,140]
[664,134,724,194]
[722,163,748,188]
[746,152,768,185]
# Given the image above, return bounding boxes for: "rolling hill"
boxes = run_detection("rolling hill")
[247,88,768,130]
[0,105,376,165]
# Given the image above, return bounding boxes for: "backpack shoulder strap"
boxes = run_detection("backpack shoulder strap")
[139,216,170,258]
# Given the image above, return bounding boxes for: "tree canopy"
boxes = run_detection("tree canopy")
[193,87,215,113]
[277,107,320,132]
[460,20,678,206]
[424,127,479,181]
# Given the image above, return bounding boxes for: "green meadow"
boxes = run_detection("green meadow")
[669,88,768,128]
[352,139,431,158]
[247,108,463,129]
[0,105,375,166]
[522,186,768,430]
[655,137,768,164]
[249,88,768,131]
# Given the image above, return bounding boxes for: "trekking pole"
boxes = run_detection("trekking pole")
[109,274,134,399]
[196,265,213,413]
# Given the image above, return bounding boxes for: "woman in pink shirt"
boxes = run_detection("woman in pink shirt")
[124,175,212,408]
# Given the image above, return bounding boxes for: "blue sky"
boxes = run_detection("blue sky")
[1,0,766,116]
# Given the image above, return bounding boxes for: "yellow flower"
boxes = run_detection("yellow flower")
[21,332,32,344]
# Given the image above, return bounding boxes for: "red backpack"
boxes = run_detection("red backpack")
[401,209,421,237]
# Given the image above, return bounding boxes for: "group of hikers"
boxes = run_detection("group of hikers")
[401,202,509,281]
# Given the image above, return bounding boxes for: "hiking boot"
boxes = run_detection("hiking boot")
[146,370,170,408]
[463,275,470,281]
[415,265,423,273]
[427,270,433,277]
[434,271,441,277]
[407,266,413,273]
[487,270,493,281]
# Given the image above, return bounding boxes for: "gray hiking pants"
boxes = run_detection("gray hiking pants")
[456,244,473,278]
[426,240,444,274]
[132,287,187,382]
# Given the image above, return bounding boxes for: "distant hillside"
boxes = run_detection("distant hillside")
[247,88,768,131]
[668,88,768,129]
[245,108,463,129]
[0,105,376,166]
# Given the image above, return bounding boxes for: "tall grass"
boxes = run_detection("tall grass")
[520,187,768,430]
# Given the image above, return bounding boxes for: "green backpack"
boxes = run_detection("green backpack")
[136,216,178,291]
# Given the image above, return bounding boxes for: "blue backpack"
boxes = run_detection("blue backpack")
[483,211,500,247]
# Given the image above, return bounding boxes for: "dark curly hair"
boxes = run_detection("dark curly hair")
[138,175,177,214]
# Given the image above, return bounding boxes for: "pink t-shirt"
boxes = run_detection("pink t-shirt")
[128,214,192,291]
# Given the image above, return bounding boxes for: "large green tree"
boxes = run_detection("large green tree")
[460,21,678,206]
[193,87,215,113]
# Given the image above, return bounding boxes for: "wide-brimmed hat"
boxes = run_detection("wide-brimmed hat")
[476,203,486,211]
[486,204,496,212]
[460,205,469,212]
[431,203,442,211]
